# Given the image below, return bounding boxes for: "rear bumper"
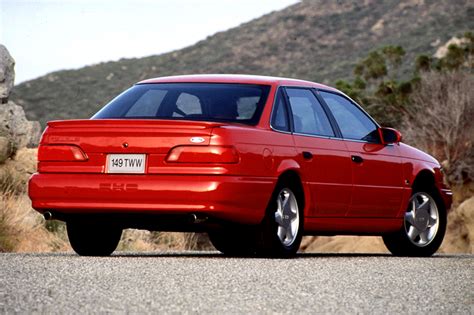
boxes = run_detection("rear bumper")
[28,173,276,225]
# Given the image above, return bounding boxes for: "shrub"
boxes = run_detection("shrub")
[402,71,474,185]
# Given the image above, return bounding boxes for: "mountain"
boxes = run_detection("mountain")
[11,0,474,126]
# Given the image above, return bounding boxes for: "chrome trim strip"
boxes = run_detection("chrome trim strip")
[292,132,338,140]
[291,132,390,145]
[269,125,292,135]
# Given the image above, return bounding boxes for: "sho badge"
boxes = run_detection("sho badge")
[190,137,205,143]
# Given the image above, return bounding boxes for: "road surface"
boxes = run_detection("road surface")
[1,252,473,313]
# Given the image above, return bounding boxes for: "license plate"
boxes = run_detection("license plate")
[107,154,146,174]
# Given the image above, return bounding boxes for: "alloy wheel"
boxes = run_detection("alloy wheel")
[404,192,439,247]
[274,188,300,246]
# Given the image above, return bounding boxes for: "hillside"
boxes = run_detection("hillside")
[11,0,474,126]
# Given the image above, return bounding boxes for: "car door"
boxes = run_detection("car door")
[281,87,352,217]
[318,90,404,218]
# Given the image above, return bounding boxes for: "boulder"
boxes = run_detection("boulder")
[0,45,41,163]
[0,101,41,151]
[0,45,15,103]
[442,196,474,254]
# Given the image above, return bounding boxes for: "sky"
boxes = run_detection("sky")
[1,0,299,84]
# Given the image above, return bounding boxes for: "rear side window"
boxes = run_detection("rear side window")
[174,93,202,117]
[237,97,260,119]
[125,90,167,117]
[319,91,379,142]
[271,89,290,132]
[93,83,271,125]
[286,88,334,137]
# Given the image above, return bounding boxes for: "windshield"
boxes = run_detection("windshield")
[92,83,271,125]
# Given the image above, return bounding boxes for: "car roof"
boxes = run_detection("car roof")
[138,74,338,91]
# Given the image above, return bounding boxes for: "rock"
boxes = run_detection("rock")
[0,45,15,103]
[434,36,469,59]
[0,45,41,163]
[442,196,474,254]
[370,18,384,35]
[0,101,41,152]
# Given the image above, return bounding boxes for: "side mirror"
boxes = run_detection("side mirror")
[379,127,402,145]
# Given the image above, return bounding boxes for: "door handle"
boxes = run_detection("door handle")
[351,155,363,164]
[302,151,313,160]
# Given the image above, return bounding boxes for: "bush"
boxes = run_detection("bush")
[402,71,474,185]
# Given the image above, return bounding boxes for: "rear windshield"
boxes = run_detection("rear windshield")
[92,83,271,125]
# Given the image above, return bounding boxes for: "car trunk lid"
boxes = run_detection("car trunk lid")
[43,119,222,154]
[38,119,226,174]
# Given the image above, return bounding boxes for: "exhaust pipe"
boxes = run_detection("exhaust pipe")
[43,211,53,220]
[189,213,208,224]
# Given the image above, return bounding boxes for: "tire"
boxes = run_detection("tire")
[67,221,122,256]
[383,189,447,257]
[208,227,257,256]
[256,184,304,258]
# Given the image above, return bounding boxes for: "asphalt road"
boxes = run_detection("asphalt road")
[0,252,472,314]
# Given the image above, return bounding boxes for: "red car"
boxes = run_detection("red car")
[29,74,452,257]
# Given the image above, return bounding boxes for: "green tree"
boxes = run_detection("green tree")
[335,45,410,126]
[335,33,473,127]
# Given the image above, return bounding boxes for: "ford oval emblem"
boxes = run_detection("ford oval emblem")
[190,137,205,143]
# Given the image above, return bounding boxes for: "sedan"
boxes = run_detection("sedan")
[29,74,452,257]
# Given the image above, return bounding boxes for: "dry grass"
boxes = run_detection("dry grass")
[301,236,388,254]
[1,148,473,254]
[0,162,27,196]
[0,148,69,252]
[117,231,212,252]
[0,194,69,252]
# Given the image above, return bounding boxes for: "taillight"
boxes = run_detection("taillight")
[38,145,88,162]
[166,146,239,164]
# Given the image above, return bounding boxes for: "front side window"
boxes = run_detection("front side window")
[319,91,379,143]
[93,83,271,125]
[286,88,335,137]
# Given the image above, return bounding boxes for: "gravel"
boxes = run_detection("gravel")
[0,252,473,314]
